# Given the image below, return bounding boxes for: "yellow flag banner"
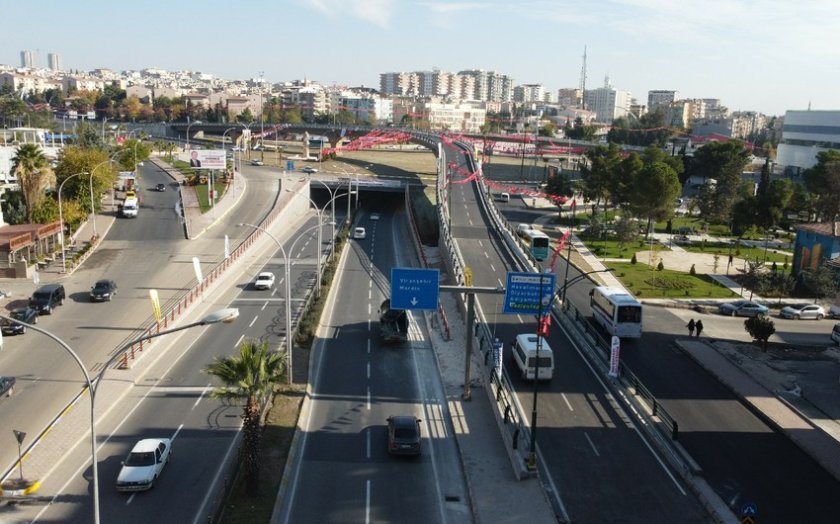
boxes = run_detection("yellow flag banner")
[149,289,162,323]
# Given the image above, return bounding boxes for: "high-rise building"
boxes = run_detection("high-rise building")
[583,77,633,123]
[647,90,677,110]
[557,88,582,108]
[513,84,545,103]
[457,70,513,103]
[48,53,63,71]
[20,50,33,68]
[777,110,840,173]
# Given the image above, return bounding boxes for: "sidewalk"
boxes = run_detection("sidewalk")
[426,284,558,524]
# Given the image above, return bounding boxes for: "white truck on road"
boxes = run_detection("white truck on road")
[121,197,139,218]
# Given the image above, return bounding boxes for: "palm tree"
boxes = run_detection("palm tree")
[12,143,55,223]
[203,339,285,495]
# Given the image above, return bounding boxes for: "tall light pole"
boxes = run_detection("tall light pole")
[285,189,342,293]
[58,171,89,273]
[100,117,109,144]
[186,120,202,150]
[238,223,325,384]
[0,308,239,524]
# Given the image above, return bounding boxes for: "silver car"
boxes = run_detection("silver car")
[779,304,826,320]
[718,300,769,317]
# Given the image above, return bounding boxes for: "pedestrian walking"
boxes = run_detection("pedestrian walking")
[687,319,696,337]
[695,319,704,338]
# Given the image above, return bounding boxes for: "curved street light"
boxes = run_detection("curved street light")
[186,120,202,150]
[285,189,343,294]
[58,171,90,273]
[0,307,239,524]
[238,222,327,384]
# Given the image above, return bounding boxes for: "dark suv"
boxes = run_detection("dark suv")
[29,283,66,315]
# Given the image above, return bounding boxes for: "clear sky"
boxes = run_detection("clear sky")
[2,0,838,116]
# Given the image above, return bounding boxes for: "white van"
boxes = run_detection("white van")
[497,192,510,203]
[512,334,554,381]
[121,197,139,218]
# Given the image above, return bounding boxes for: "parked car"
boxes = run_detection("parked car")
[301,166,318,174]
[116,438,172,492]
[829,304,840,319]
[155,183,166,192]
[29,284,66,315]
[779,304,826,320]
[718,300,769,317]
[386,415,422,456]
[1,308,38,335]
[0,376,14,397]
[832,323,840,345]
[254,272,276,290]
[90,279,118,302]
[250,159,264,166]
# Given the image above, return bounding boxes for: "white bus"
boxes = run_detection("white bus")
[521,229,550,261]
[589,286,643,338]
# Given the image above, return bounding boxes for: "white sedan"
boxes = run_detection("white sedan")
[779,304,826,320]
[254,272,276,290]
[116,438,172,492]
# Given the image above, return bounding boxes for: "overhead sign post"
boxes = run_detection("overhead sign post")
[503,271,556,315]
[390,268,440,310]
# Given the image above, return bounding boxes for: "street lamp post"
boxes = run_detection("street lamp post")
[100,117,109,144]
[0,308,239,524]
[58,172,90,273]
[238,223,327,384]
[285,189,343,294]
[186,120,202,150]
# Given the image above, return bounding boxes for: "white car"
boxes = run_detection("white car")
[250,159,264,166]
[369,213,380,221]
[116,438,172,492]
[354,227,366,239]
[301,166,318,174]
[779,304,826,320]
[254,272,276,290]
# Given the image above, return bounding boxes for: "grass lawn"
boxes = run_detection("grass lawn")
[195,180,230,212]
[606,262,740,299]
[583,237,668,259]
[679,241,791,265]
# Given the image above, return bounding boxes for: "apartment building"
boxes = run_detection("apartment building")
[777,110,840,173]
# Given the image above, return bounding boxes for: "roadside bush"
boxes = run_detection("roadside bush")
[689,264,696,276]
[657,259,665,271]
[744,316,775,351]
[630,253,637,264]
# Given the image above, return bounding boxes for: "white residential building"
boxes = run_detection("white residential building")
[777,110,840,173]
[583,77,633,123]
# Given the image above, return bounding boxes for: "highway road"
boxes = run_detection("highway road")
[494,183,840,522]
[278,205,470,523]
[0,162,286,506]
[7,207,333,522]
[442,145,710,523]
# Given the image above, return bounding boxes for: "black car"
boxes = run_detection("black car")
[1,308,38,335]
[386,415,422,456]
[90,279,118,302]
[155,183,166,192]
[29,283,66,315]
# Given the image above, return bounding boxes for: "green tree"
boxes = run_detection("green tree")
[628,161,681,237]
[797,264,839,302]
[31,195,59,225]
[0,191,28,225]
[612,152,643,209]
[74,120,104,149]
[203,340,285,496]
[543,171,574,217]
[54,146,117,214]
[12,143,55,222]
[802,150,840,221]
[691,140,751,224]
[580,143,622,209]
[744,316,775,351]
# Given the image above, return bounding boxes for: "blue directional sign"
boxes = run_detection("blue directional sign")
[286,160,295,171]
[390,268,440,311]
[740,502,758,517]
[504,271,556,315]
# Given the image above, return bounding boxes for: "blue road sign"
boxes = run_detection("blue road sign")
[390,268,440,311]
[504,271,556,315]
[740,502,758,517]
[286,160,295,171]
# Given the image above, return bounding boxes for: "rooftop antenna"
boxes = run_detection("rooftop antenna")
[579,46,587,109]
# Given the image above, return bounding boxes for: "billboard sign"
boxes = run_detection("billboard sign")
[187,149,226,170]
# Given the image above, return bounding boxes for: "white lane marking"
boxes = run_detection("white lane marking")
[193,385,211,410]
[490,264,496,273]
[127,492,135,505]
[497,278,504,287]
[483,251,489,258]
[584,432,600,457]
[249,315,258,328]
[478,240,483,247]
[261,301,268,311]
[171,424,184,442]
[561,392,574,412]
[367,387,371,410]
[366,479,371,524]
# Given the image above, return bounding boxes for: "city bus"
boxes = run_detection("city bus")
[589,286,643,338]
[521,229,550,261]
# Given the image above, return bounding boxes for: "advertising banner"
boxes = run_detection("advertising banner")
[187,149,226,170]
